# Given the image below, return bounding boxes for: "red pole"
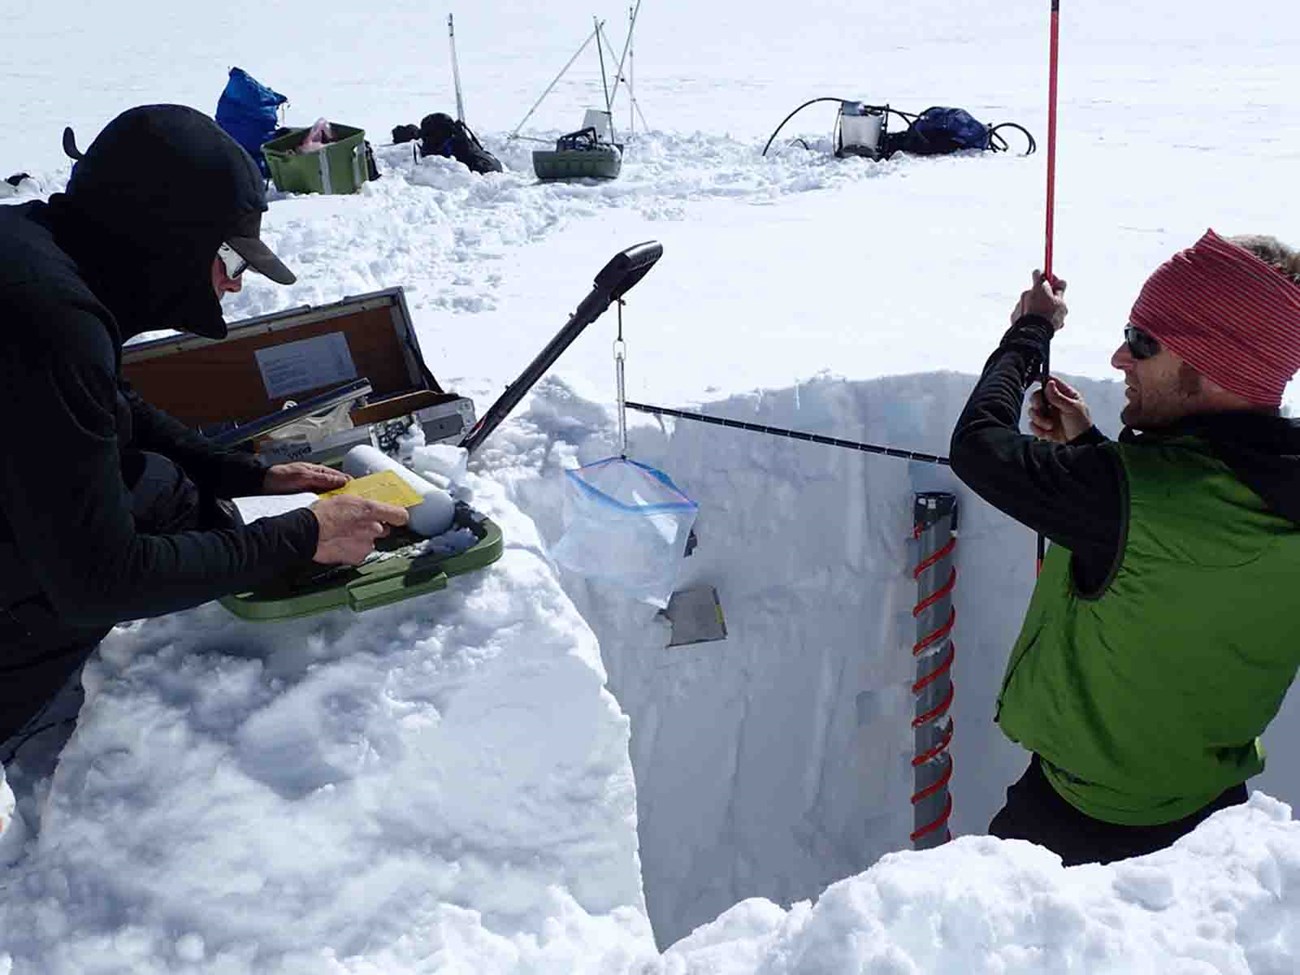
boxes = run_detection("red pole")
[1044,0,1060,282]
[1037,0,1061,574]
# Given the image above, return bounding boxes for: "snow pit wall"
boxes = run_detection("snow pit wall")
[495,370,1300,948]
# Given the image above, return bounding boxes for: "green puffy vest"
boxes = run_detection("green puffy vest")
[997,434,1300,826]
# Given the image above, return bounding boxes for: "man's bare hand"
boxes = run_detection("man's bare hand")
[1011,269,1068,331]
[264,462,350,494]
[310,495,410,565]
[1028,377,1093,443]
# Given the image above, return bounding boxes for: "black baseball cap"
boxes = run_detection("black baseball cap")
[226,209,296,284]
[59,105,299,338]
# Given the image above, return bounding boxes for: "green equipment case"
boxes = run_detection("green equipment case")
[263,123,369,195]
[221,503,504,621]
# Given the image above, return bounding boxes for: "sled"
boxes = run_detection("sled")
[510,14,642,181]
[533,126,623,181]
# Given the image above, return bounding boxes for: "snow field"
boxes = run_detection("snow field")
[6,0,1300,968]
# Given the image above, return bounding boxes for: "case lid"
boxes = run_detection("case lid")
[121,288,440,429]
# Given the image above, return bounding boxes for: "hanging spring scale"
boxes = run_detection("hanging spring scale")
[614,299,628,458]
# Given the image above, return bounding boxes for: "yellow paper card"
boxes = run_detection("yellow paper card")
[319,470,424,508]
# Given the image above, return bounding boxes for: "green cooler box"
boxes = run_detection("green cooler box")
[263,123,369,195]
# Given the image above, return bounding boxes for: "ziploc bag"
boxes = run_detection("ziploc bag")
[550,456,699,608]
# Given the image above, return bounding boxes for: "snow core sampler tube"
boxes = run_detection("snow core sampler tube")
[342,444,456,537]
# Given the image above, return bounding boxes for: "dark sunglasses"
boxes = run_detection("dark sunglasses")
[217,242,249,280]
[1124,325,1161,361]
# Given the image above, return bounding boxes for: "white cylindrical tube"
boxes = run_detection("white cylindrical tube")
[342,445,456,537]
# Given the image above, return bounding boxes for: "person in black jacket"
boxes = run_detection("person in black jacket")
[950,233,1300,865]
[0,105,408,822]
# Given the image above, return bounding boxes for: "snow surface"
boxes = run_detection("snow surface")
[6,0,1300,970]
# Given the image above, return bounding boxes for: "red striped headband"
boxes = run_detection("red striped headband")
[1129,229,1300,407]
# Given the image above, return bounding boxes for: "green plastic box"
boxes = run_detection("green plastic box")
[262,123,369,195]
[221,503,504,621]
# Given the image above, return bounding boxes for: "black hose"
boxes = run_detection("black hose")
[988,122,1037,155]
[761,97,851,156]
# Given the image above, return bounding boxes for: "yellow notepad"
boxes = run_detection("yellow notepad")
[318,470,424,508]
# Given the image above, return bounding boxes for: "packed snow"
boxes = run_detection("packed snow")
[6,0,1300,971]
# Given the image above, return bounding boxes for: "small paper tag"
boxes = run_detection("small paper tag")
[319,470,424,508]
[254,332,358,400]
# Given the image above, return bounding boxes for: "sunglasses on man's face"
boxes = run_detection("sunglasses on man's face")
[1124,325,1161,361]
[216,242,249,280]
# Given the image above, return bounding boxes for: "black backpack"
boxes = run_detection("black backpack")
[884,107,1036,158]
[416,113,503,175]
[392,124,421,145]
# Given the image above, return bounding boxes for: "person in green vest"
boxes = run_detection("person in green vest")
[950,230,1300,865]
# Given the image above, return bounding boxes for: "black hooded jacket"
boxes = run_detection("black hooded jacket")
[950,315,1300,594]
[0,107,318,735]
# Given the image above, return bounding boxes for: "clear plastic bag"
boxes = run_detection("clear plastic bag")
[551,457,699,608]
[298,117,334,153]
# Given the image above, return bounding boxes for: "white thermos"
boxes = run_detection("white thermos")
[341,445,456,537]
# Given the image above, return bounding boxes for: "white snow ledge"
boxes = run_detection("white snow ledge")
[0,476,652,973]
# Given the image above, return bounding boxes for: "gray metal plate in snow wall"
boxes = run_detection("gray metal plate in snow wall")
[663,586,728,647]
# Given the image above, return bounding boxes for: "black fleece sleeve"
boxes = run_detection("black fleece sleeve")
[122,384,269,498]
[0,300,319,626]
[948,315,1124,570]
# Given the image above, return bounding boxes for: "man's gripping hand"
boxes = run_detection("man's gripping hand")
[310,495,410,565]
[1028,377,1094,443]
[1011,269,1068,331]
